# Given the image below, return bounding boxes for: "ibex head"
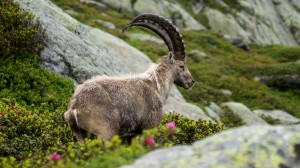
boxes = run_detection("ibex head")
[123,13,194,89]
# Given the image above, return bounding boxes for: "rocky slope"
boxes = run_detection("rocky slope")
[16,0,212,121]
[89,0,300,46]
[16,0,300,125]
[203,0,300,45]
[13,0,300,167]
[80,0,205,30]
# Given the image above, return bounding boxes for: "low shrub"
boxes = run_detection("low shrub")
[220,107,245,128]
[0,99,224,168]
[0,0,45,57]
[0,55,74,112]
[0,99,73,162]
[259,114,281,125]
[158,113,224,144]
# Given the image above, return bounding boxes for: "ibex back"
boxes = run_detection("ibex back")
[64,13,194,143]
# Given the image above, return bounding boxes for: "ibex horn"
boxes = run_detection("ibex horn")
[122,13,186,61]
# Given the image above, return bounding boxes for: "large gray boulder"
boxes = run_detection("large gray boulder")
[16,0,211,120]
[123,125,300,168]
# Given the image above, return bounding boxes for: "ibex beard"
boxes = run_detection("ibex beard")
[64,13,195,143]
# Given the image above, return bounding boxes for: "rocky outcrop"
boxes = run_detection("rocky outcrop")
[203,0,300,46]
[222,102,268,125]
[254,109,300,125]
[291,0,300,9]
[93,20,116,30]
[81,0,300,46]
[123,125,300,168]
[275,0,300,44]
[79,0,107,9]
[255,75,300,90]
[89,0,206,30]
[15,0,211,120]
[127,33,164,45]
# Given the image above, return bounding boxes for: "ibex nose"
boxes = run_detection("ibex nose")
[192,80,195,84]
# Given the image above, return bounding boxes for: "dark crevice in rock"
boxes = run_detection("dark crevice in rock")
[257,75,300,91]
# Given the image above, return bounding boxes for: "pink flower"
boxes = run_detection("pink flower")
[145,136,155,146]
[166,122,176,131]
[50,153,61,161]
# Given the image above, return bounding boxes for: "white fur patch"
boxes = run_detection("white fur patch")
[73,109,79,126]
[89,63,159,81]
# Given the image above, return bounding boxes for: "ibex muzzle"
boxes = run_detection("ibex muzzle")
[64,13,194,143]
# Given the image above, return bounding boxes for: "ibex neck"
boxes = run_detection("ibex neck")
[150,60,175,102]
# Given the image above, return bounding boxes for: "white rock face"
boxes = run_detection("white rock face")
[16,0,211,120]
[205,9,250,42]
[96,0,133,12]
[93,20,116,29]
[94,0,206,30]
[222,102,268,125]
[79,0,300,46]
[254,110,300,125]
[204,0,300,45]
[275,1,300,44]
[80,0,107,8]
[127,33,164,45]
[291,0,300,8]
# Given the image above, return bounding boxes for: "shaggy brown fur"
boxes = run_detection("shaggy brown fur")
[64,56,194,142]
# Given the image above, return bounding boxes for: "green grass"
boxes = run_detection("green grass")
[221,107,245,128]
[259,114,281,125]
[251,62,300,76]
[0,55,74,112]
[253,45,300,62]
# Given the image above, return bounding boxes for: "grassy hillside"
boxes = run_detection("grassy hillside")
[51,0,300,118]
[0,1,223,168]
[1,0,299,167]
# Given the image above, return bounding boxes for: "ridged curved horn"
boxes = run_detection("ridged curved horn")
[122,13,185,60]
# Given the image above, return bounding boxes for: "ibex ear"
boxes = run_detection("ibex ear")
[168,52,175,64]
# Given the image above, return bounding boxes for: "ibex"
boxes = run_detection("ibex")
[64,13,194,143]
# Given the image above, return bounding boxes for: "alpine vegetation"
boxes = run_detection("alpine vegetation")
[64,13,195,143]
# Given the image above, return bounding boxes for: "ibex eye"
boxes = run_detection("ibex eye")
[179,66,185,70]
